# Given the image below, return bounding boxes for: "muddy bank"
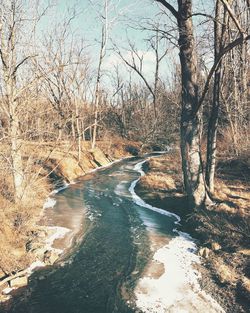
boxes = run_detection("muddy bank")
[135,150,250,313]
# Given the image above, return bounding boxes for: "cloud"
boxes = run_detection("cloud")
[103,50,157,82]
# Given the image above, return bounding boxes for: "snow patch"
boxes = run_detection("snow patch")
[129,160,181,224]
[135,234,225,313]
[27,261,46,274]
[51,181,70,195]
[43,197,57,209]
[45,226,71,249]
[131,158,225,313]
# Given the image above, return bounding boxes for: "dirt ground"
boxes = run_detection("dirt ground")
[136,149,250,313]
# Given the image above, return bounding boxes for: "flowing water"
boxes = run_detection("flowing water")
[1,155,225,313]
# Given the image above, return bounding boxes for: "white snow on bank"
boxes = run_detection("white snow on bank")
[43,197,57,209]
[27,261,46,274]
[51,181,70,195]
[135,234,225,313]
[45,226,71,249]
[130,159,225,313]
[129,160,181,224]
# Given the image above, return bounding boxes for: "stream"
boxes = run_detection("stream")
[1,155,225,313]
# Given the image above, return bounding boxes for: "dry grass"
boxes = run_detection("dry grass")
[212,257,239,285]
[138,150,183,193]
[98,135,141,159]
[0,203,33,274]
[214,157,250,217]
[140,173,176,191]
[0,137,139,278]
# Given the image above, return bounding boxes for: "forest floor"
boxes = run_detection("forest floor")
[0,137,140,301]
[136,149,250,313]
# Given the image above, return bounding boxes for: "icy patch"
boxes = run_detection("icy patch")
[115,181,128,197]
[135,234,225,313]
[51,181,70,195]
[27,261,46,274]
[43,197,57,209]
[45,226,71,248]
[131,158,225,313]
[129,160,181,224]
[89,156,130,174]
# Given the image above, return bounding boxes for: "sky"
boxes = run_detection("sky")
[45,0,174,87]
[38,0,214,91]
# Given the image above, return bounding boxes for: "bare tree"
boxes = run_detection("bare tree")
[0,0,47,202]
[91,0,109,150]
[115,29,168,145]
[155,0,250,208]
[206,0,250,192]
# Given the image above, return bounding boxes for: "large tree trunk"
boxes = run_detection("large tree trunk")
[177,0,207,208]
[5,74,24,202]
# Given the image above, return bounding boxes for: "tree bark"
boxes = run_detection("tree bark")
[205,0,224,193]
[9,108,24,202]
[177,0,207,208]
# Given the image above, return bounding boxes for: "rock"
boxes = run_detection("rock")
[44,250,59,265]
[211,242,221,251]
[12,248,25,258]
[10,276,28,288]
[198,247,211,259]
[238,249,250,256]
[38,230,47,239]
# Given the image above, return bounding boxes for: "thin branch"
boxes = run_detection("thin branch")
[194,34,250,116]
[115,46,155,98]
[13,55,38,77]
[220,0,245,34]
[155,0,179,20]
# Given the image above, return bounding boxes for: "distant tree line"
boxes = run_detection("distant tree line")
[0,0,249,209]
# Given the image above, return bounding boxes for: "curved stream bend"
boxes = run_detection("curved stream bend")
[2,155,225,313]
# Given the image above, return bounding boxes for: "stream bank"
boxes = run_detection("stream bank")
[0,139,141,303]
[0,154,226,313]
[135,150,250,313]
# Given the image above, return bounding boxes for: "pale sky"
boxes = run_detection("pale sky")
[39,0,214,90]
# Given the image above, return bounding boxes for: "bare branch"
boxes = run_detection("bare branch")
[220,0,245,34]
[155,0,179,20]
[195,34,250,115]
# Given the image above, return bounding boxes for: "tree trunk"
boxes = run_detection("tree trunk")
[91,0,108,150]
[75,98,81,161]
[206,71,220,193]
[205,0,223,193]
[9,113,24,202]
[178,0,207,208]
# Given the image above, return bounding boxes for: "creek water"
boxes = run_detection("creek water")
[1,155,225,313]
